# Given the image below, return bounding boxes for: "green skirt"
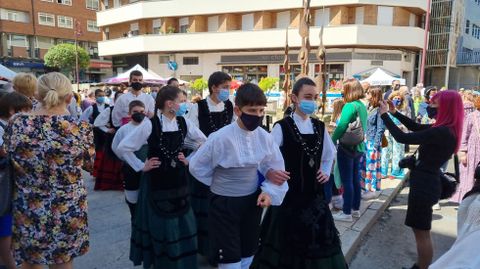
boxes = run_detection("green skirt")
[190,179,210,256]
[251,205,348,269]
[130,173,198,269]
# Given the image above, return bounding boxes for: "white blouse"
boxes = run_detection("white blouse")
[111,121,145,161]
[271,113,337,176]
[80,103,108,123]
[111,91,155,127]
[115,112,206,172]
[93,106,112,133]
[189,121,289,206]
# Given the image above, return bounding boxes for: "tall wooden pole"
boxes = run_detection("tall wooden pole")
[283,28,291,110]
[316,7,327,116]
[297,0,311,79]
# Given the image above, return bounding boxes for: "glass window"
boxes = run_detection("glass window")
[152,19,162,34]
[276,11,290,28]
[242,13,254,30]
[57,0,72,6]
[38,12,55,26]
[86,0,100,10]
[466,20,470,34]
[208,16,219,32]
[183,57,199,65]
[58,15,73,29]
[8,34,28,47]
[35,36,54,49]
[87,20,100,32]
[377,6,394,26]
[179,17,189,33]
[159,56,169,64]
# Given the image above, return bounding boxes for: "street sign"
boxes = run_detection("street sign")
[167,61,178,71]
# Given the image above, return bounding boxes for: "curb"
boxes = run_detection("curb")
[339,178,407,263]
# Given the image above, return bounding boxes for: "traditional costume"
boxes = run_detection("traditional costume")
[111,92,155,127]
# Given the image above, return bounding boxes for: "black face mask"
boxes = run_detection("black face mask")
[426,106,437,119]
[131,112,145,123]
[240,112,264,131]
[130,82,143,91]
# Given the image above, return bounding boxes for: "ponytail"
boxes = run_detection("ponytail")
[43,89,60,109]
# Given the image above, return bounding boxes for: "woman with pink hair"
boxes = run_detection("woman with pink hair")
[378,90,464,269]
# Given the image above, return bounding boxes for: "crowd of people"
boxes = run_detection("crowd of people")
[0,69,479,269]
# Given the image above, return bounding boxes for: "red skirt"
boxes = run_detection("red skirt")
[94,149,124,191]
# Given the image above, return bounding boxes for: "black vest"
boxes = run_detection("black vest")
[197,99,233,137]
[90,103,109,124]
[146,115,190,217]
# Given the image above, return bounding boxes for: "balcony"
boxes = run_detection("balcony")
[457,51,480,66]
[96,0,427,27]
[98,25,425,56]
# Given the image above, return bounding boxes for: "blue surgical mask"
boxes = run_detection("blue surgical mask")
[176,102,188,116]
[151,92,157,100]
[299,100,317,115]
[218,88,230,102]
[392,99,401,107]
[96,97,105,104]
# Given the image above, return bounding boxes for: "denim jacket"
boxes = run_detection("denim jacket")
[365,107,385,148]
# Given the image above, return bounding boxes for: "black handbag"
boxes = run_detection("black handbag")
[0,157,13,216]
[439,155,460,200]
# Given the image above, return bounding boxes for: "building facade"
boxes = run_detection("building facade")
[426,0,480,89]
[0,0,112,81]
[97,0,427,87]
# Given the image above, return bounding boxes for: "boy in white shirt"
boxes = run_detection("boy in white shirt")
[189,83,290,269]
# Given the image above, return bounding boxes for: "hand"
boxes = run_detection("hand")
[107,128,116,134]
[146,111,155,118]
[266,169,290,185]
[460,155,467,166]
[178,152,188,166]
[379,101,389,115]
[257,192,272,208]
[387,100,396,114]
[316,170,329,184]
[142,157,161,172]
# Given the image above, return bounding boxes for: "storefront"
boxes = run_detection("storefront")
[221,65,268,83]
[1,58,47,76]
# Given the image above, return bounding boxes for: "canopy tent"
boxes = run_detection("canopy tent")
[0,64,16,84]
[104,64,165,84]
[359,68,406,86]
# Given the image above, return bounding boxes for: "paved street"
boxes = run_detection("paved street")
[349,186,458,269]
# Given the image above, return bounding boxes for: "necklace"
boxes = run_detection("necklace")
[288,116,323,167]
[206,102,231,133]
[158,113,185,168]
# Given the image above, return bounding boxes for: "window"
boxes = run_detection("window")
[35,36,54,49]
[38,12,55,26]
[466,20,470,34]
[276,11,290,28]
[58,15,73,28]
[409,13,416,27]
[314,8,330,26]
[104,27,110,39]
[87,20,100,32]
[183,57,199,65]
[377,6,394,26]
[8,34,28,47]
[152,19,162,34]
[86,0,100,10]
[0,9,29,23]
[113,0,120,8]
[242,13,254,30]
[159,55,169,64]
[104,0,109,9]
[355,7,364,24]
[57,0,72,6]
[179,17,189,33]
[41,0,54,2]
[208,16,219,32]
[130,22,139,36]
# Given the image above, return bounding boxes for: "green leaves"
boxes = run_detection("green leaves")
[44,43,90,72]
[191,78,208,92]
[258,77,279,92]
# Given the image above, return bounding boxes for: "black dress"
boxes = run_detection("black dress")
[381,111,456,230]
[251,117,347,269]
[130,116,197,269]
[191,98,233,256]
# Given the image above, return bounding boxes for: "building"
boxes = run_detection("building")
[425,0,480,89]
[97,0,427,87]
[0,0,112,81]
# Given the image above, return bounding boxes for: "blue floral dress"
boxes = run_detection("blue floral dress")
[4,114,94,265]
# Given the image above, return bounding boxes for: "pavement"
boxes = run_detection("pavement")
[74,172,406,269]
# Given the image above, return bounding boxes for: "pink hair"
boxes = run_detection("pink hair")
[431,90,464,152]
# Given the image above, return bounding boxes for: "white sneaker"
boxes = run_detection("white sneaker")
[362,191,378,200]
[433,203,441,210]
[333,212,353,222]
[352,210,361,218]
[332,195,344,210]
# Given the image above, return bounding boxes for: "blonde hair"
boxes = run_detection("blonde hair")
[37,72,73,109]
[343,78,364,103]
[389,90,407,110]
[331,98,345,123]
[13,73,37,98]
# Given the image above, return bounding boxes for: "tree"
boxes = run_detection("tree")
[191,78,208,93]
[44,43,90,78]
[258,77,279,92]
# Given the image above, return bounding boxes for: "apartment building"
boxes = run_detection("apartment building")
[426,0,480,89]
[0,0,112,81]
[97,0,427,87]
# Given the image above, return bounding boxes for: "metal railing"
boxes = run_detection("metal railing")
[457,51,480,65]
